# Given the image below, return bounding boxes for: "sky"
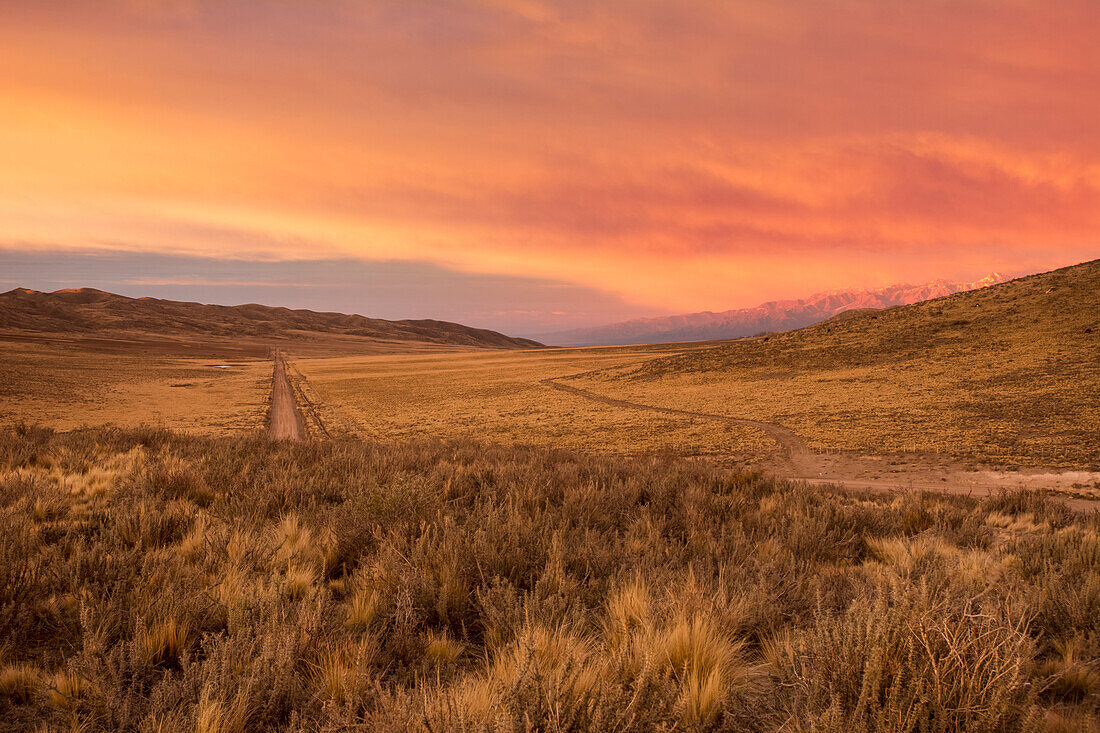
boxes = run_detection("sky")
[1,0,1098,335]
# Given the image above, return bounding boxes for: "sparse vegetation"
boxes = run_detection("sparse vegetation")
[0,340,269,435]
[295,346,776,457]
[2,425,1098,731]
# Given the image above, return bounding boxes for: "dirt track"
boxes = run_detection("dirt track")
[261,358,1099,509]
[542,378,815,472]
[543,378,1100,511]
[268,350,305,440]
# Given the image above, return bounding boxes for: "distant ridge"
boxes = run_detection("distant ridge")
[0,288,542,349]
[538,274,1012,346]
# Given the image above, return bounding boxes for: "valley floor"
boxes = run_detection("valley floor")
[290,348,1100,508]
[3,332,1097,506]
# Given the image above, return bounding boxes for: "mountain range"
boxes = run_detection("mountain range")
[538,274,1012,346]
[0,288,542,349]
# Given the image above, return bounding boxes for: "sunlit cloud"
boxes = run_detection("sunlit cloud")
[0,0,1097,322]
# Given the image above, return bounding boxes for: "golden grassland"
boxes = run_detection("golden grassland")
[569,261,1100,468]
[2,426,1099,731]
[293,345,778,458]
[0,331,540,440]
[0,340,270,435]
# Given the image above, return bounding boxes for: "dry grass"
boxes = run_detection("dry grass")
[135,617,193,670]
[295,345,776,457]
[1,426,1098,730]
[0,340,269,435]
[424,632,465,665]
[0,664,40,706]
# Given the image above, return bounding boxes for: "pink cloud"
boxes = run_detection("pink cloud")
[0,0,1097,314]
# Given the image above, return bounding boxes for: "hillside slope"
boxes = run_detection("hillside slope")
[0,288,541,349]
[541,274,1009,346]
[568,260,1100,466]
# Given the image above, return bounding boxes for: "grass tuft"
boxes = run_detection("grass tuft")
[0,663,40,705]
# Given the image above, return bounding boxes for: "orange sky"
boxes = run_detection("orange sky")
[1,0,1098,328]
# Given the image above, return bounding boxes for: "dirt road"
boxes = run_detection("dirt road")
[543,378,1100,511]
[268,350,306,440]
[542,378,815,473]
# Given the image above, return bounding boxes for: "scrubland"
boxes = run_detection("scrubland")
[0,341,269,435]
[3,425,1099,731]
[295,347,775,458]
[570,261,1100,468]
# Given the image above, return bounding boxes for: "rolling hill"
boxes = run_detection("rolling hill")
[540,273,1010,346]
[567,259,1100,466]
[0,288,541,349]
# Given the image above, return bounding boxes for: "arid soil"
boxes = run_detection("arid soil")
[268,351,306,440]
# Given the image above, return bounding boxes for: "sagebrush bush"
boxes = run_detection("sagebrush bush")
[0,426,1097,731]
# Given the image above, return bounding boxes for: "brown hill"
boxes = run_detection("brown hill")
[569,259,1100,467]
[0,288,542,349]
[630,261,1097,378]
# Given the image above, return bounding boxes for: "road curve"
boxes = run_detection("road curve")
[268,350,306,440]
[542,377,1100,512]
[541,378,814,473]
